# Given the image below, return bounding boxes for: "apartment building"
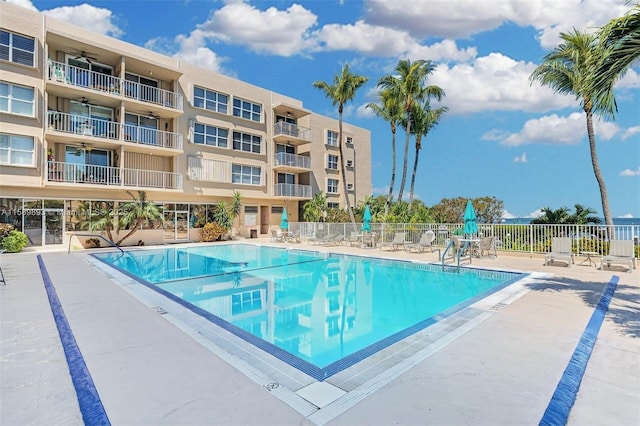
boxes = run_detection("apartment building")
[0,2,371,248]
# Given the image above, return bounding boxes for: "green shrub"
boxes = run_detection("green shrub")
[0,223,15,241]
[2,230,28,253]
[200,222,226,242]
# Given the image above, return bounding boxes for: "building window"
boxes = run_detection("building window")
[327,154,338,170]
[232,97,261,122]
[232,164,261,185]
[327,202,339,209]
[0,30,35,67]
[0,82,35,116]
[244,206,258,214]
[193,86,228,114]
[326,130,339,147]
[232,131,261,154]
[194,123,228,148]
[271,206,284,214]
[0,133,34,166]
[327,178,339,194]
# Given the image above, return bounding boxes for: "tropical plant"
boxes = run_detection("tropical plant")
[325,207,351,223]
[212,201,233,232]
[229,191,242,234]
[530,30,615,236]
[532,204,602,225]
[2,230,28,253]
[377,59,437,203]
[0,223,15,241]
[200,222,226,242]
[88,200,117,243]
[366,89,403,216]
[313,64,368,225]
[431,196,504,223]
[303,191,327,222]
[593,5,640,108]
[115,191,164,246]
[406,99,447,212]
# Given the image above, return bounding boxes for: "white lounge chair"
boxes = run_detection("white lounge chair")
[479,236,497,257]
[544,237,574,267]
[380,232,406,251]
[405,231,435,253]
[601,240,636,273]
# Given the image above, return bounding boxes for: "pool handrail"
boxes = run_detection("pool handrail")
[67,233,124,254]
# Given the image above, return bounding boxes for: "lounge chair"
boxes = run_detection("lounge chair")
[479,236,497,257]
[601,240,636,273]
[405,230,435,253]
[379,232,406,251]
[310,233,337,245]
[344,231,361,247]
[544,237,574,267]
[361,232,378,249]
[320,234,344,246]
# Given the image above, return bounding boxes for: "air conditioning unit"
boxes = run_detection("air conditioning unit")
[346,160,353,167]
[347,183,354,190]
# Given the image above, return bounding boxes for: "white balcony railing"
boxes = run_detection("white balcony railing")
[48,111,119,140]
[274,121,312,141]
[47,161,182,190]
[274,183,312,198]
[274,152,311,169]
[123,124,183,150]
[122,168,182,190]
[48,60,183,111]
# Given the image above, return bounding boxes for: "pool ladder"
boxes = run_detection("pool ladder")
[441,239,472,270]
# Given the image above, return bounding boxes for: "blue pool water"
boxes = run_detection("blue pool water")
[94,244,525,379]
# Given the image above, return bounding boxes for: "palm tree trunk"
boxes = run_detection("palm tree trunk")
[338,106,357,227]
[397,120,411,202]
[408,137,422,214]
[585,108,614,239]
[116,219,141,246]
[385,124,397,216]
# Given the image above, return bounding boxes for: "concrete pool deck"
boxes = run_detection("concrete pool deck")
[1,240,639,425]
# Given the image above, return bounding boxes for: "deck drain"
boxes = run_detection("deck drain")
[265,382,280,391]
[490,303,507,311]
[151,306,167,315]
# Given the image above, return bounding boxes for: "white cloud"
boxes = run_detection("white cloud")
[622,126,640,140]
[3,0,37,11]
[514,152,528,163]
[487,112,620,146]
[527,208,544,218]
[501,209,517,219]
[363,0,629,50]
[615,68,640,89]
[43,3,124,37]
[620,167,640,177]
[196,1,318,56]
[431,53,575,114]
[145,30,228,75]
[618,213,635,218]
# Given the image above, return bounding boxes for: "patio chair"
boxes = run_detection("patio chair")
[601,240,636,273]
[320,234,344,246]
[405,230,435,253]
[380,232,406,251]
[479,236,497,257]
[544,237,574,267]
[344,231,361,247]
[270,229,283,243]
[310,233,337,245]
[361,232,378,249]
[286,230,301,243]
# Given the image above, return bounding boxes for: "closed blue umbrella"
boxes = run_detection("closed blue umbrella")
[280,207,289,230]
[463,200,478,236]
[361,205,372,232]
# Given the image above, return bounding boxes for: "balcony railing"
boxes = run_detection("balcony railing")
[274,183,312,198]
[48,161,182,190]
[274,152,311,169]
[274,121,312,141]
[123,124,183,150]
[48,111,119,140]
[48,60,183,111]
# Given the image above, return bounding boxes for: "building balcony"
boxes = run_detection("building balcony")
[123,124,183,150]
[47,60,183,112]
[47,111,119,141]
[273,183,312,199]
[47,161,182,190]
[273,152,311,171]
[273,122,312,146]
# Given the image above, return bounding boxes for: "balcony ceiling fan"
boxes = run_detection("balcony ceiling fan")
[70,50,98,64]
[147,111,159,119]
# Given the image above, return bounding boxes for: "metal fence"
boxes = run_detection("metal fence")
[287,222,640,257]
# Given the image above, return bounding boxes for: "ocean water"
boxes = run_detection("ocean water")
[503,218,640,225]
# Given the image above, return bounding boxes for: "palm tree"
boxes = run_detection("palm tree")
[406,100,448,212]
[230,190,242,235]
[377,59,437,202]
[88,200,117,243]
[569,203,602,224]
[313,64,368,226]
[593,5,640,108]
[530,30,616,237]
[366,89,402,216]
[115,191,163,246]
[303,191,327,222]
[531,207,571,224]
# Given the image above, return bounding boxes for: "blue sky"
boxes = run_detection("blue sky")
[12,0,640,218]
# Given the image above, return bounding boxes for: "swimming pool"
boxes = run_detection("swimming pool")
[94,244,526,380]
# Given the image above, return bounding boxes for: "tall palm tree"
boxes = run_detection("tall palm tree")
[530,30,616,237]
[313,64,368,226]
[569,203,602,224]
[407,100,448,212]
[593,5,640,108]
[366,89,402,216]
[377,59,437,202]
[115,191,163,246]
